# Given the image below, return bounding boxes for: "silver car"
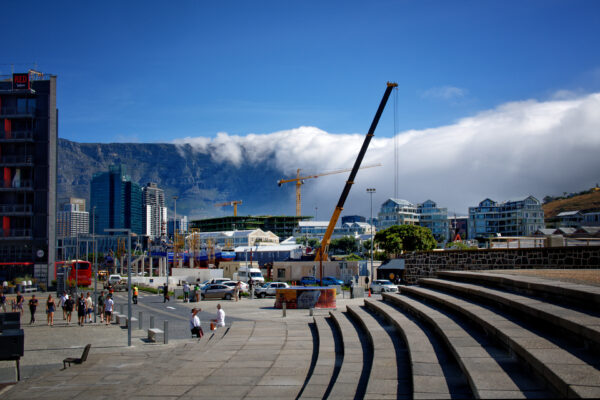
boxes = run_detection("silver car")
[254,282,289,298]
[201,284,235,300]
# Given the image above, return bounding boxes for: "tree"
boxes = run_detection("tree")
[375,225,436,257]
[329,236,359,254]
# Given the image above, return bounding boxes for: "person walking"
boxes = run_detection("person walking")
[28,294,38,324]
[15,291,24,316]
[85,292,94,323]
[163,283,169,303]
[190,308,203,338]
[0,290,6,312]
[65,294,74,324]
[97,291,105,323]
[211,303,226,329]
[46,294,56,326]
[132,285,139,305]
[59,292,68,319]
[77,293,86,326]
[234,281,241,302]
[248,278,254,299]
[104,294,114,325]
[183,282,190,303]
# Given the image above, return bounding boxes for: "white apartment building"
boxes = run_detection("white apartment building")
[377,198,419,229]
[142,182,166,239]
[56,198,89,237]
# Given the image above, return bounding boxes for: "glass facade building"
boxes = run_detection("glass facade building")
[468,196,545,239]
[90,165,143,235]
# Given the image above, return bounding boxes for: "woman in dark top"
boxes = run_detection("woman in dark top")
[46,294,56,326]
[77,293,86,326]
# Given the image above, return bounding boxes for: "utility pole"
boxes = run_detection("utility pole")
[367,188,376,286]
[105,229,132,346]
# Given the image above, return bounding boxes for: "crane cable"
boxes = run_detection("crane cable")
[393,86,399,199]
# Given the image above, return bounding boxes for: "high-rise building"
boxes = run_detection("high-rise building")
[90,165,143,235]
[0,71,57,284]
[56,197,89,237]
[142,182,166,239]
[468,196,545,239]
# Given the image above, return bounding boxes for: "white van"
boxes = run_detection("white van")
[236,266,265,284]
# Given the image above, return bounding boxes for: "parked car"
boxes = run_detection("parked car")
[199,278,230,289]
[201,284,235,300]
[254,282,290,298]
[300,276,318,286]
[321,276,344,286]
[221,280,249,293]
[370,279,398,294]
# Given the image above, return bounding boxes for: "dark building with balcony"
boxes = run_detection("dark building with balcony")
[0,72,57,284]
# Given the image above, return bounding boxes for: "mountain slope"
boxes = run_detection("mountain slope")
[57,139,296,219]
[542,189,600,218]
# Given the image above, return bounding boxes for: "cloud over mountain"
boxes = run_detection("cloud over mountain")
[174,92,600,217]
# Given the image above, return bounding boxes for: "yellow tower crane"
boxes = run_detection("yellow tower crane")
[215,200,243,216]
[277,164,382,216]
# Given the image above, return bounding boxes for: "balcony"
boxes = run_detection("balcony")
[0,155,33,166]
[0,204,33,215]
[0,228,33,240]
[0,108,35,118]
[0,180,34,190]
[0,131,33,142]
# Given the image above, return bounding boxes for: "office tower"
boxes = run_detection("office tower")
[143,182,166,239]
[90,164,143,235]
[0,71,57,284]
[57,197,89,237]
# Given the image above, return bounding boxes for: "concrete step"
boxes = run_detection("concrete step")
[437,271,600,311]
[381,292,545,399]
[346,304,406,399]
[398,286,600,398]
[420,277,600,350]
[328,310,367,400]
[364,299,469,399]
[298,316,338,399]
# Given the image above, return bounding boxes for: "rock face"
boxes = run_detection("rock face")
[57,139,292,219]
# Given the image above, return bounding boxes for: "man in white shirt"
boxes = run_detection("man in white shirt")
[212,303,225,328]
[190,308,202,337]
[104,294,114,325]
[59,292,68,320]
[183,283,190,303]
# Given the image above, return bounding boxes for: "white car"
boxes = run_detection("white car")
[254,282,290,298]
[370,280,398,294]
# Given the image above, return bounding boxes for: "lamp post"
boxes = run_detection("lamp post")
[367,188,376,286]
[92,207,97,323]
[105,228,132,347]
[171,196,178,279]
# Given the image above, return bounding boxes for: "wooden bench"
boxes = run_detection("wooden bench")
[148,328,163,343]
[63,344,91,369]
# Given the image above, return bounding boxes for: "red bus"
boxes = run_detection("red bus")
[55,260,92,286]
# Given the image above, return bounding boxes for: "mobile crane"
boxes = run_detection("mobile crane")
[315,82,398,263]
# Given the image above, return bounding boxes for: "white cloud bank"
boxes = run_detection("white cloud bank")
[174,92,600,217]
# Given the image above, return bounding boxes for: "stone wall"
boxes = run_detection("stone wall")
[402,246,600,284]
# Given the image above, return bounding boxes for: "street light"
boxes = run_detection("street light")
[105,228,132,347]
[367,188,376,287]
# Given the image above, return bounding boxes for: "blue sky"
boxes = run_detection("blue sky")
[4,0,600,143]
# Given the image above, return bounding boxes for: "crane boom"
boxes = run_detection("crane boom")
[316,82,398,262]
[278,163,382,216]
[215,200,242,216]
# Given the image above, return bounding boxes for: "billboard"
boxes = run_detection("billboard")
[12,73,30,90]
[275,287,336,309]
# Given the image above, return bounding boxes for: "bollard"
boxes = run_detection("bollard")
[309,307,314,316]
[251,287,254,300]
[150,316,155,329]
[119,304,124,314]
[164,320,169,344]
[139,311,143,330]
[282,301,287,318]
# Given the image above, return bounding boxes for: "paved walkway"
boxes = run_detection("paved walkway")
[0,292,367,398]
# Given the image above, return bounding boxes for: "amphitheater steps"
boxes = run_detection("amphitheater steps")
[364,299,472,399]
[347,304,412,399]
[398,285,600,398]
[328,310,370,400]
[437,271,600,312]
[298,316,340,399]
[419,277,600,350]
[380,292,550,399]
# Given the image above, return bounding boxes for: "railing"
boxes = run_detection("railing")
[0,204,32,213]
[0,155,33,164]
[0,180,33,189]
[0,108,35,118]
[0,228,32,238]
[0,131,33,140]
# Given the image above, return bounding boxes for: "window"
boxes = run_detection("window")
[277,268,286,279]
